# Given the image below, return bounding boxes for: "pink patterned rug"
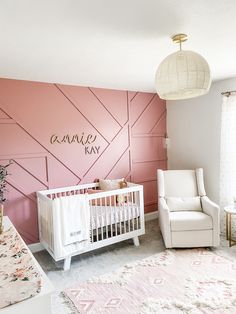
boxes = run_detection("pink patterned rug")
[63,249,236,313]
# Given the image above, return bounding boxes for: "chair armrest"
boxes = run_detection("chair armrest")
[201,196,220,246]
[201,196,220,217]
[159,197,170,212]
[158,198,172,248]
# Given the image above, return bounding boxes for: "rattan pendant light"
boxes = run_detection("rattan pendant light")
[155,34,211,100]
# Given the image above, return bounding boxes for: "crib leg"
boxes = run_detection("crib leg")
[63,256,72,271]
[133,236,140,247]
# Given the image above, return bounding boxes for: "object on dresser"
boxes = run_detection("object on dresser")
[0,161,12,234]
[37,181,145,271]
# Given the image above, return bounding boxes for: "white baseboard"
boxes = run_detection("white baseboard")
[28,242,44,253]
[29,210,159,253]
[145,210,158,222]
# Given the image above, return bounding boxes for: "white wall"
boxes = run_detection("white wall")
[167,77,236,203]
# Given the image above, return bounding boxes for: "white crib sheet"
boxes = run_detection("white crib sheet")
[90,203,140,229]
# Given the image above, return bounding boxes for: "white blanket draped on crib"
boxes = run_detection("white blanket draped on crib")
[53,194,90,246]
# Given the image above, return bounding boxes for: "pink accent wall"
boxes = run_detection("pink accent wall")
[0,78,167,244]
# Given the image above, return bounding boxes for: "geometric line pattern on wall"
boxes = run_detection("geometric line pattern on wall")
[132,94,166,135]
[131,93,157,129]
[13,157,49,188]
[90,87,129,127]
[88,87,123,128]
[55,84,112,145]
[0,110,82,181]
[80,125,130,184]
[0,78,167,243]
[56,84,122,143]
[129,91,167,213]
[149,109,166,134]
[0,108,11,119]
[130,92,155,127]
[129,91,139,102]
[4,180,39,243]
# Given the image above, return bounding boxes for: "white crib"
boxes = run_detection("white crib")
[37,182,145,270]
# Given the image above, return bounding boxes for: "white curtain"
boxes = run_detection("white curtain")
[220,94,236,232]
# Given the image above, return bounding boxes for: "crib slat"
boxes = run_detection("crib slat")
[100,198,103,241]
[95,198,99,241]
[127,192,130,233]
[119,199,122,235]
[105,199,108,240]
[135,191,138,230]
[114,195,118,237]
[109,196,113,238]
[131,192,135,231]
[138,191,141,229]
[134,191,137,230]
[90,201,93,243]
[123,198,126,234]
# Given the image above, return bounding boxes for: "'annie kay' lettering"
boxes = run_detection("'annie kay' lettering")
[50,133,100,155]
[85,146,100,155]
[50,133,97,145]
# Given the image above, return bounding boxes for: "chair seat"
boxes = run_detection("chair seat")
[170,211,212,231]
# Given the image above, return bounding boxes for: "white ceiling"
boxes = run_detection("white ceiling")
[0,0,236,92]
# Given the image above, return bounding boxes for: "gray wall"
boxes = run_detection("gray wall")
[167,77,236,203]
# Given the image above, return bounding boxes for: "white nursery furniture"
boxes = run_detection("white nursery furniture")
[1,217,54,314]
[157,168,220,248]
[37,182,145,270]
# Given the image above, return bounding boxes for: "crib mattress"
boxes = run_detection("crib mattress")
[90,203,140,229]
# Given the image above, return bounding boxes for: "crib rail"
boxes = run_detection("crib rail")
[37,182,144,261]
[38,182,139,199]
[88,188,141,244]
[39,182,98,200]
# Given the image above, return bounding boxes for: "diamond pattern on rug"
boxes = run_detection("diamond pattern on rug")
[63,248,236,313]
[105,298,122,308]
[70,288,85,300]
[212,256,226,264]
[79,300,95,312]
[153,278,164,285]
[191,260,202,266]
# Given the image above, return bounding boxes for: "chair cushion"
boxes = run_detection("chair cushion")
[162,170,198,197]
[170,211,212,231]
[166,197,202,212]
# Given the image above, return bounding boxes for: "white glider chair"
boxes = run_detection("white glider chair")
[157,169,220,248]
